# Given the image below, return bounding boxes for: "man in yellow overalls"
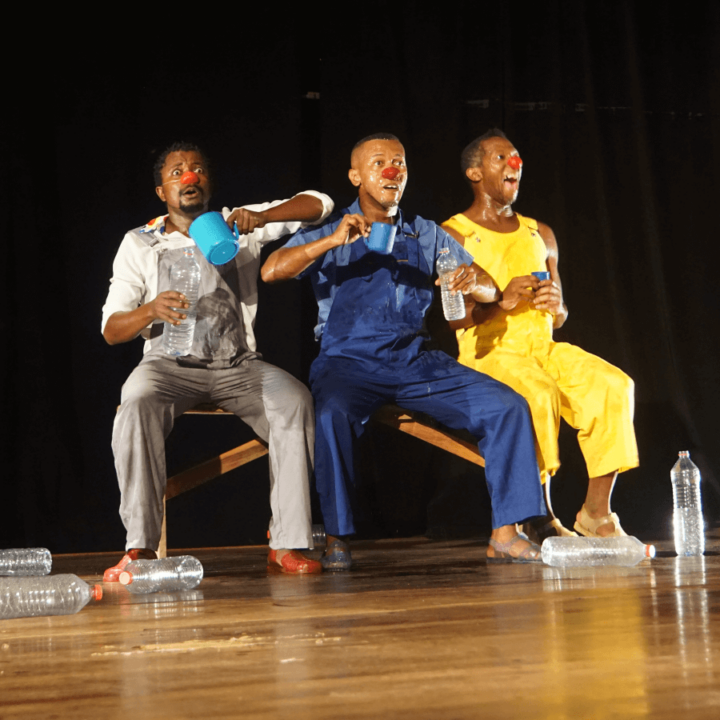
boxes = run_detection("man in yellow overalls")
[442,129,639,541]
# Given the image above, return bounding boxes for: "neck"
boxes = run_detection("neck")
[463,191,517,231]
[358,194,398,224]
[165,206,207,236]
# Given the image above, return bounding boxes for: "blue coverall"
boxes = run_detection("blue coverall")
[283,200,545,536]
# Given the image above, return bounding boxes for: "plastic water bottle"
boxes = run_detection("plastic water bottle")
[118,556,204,594]
[162,248,201,356]
[0,575,102,619]
[0,548,51,576]
[541,536,655,567]
[437,249,466,321]
[312,524,327,549]
[671,451,705,556]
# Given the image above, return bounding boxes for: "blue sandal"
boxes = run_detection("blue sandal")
[487,533,542,564]
[321,539,353,571]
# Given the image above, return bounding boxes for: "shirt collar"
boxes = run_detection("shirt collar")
[140,214,169,234]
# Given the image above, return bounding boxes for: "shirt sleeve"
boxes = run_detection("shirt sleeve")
[101,233,153,334]
[221,191,334,246]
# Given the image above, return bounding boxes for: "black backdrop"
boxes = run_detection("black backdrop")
[3,2,719,552]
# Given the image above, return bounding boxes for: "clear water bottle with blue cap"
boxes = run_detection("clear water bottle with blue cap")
[162,248,201,356]
[671,451,705,556]
[437,249,466,321]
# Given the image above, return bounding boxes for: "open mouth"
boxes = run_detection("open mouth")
[181,187,201,198]
[503,176,518,189]
[383,184,399,191]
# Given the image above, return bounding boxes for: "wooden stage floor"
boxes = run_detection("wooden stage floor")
[1,537,719,720]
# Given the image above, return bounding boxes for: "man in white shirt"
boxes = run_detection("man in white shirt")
[102,142,334,578]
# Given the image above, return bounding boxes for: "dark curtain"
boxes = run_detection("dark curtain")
[3,2,718,551]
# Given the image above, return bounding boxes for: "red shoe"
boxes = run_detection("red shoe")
[103,549,144,583]
[267,549,322,575]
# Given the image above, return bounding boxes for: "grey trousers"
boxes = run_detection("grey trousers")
[111,355,314,551]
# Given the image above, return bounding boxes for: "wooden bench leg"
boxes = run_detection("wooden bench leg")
[161,438,269,556]
[158,495,167,559]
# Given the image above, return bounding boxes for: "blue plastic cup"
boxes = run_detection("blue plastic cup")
[532,271,551,281]
[365,222,397,254]
[188,212,240,266]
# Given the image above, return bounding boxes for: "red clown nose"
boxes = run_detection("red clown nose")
[180,171,200,184]
[507,156,523,170]
[382,166,400,180]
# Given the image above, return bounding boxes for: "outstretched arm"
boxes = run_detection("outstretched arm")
[261,214,371,283]
[535,222,568,329]
[225,192,327,235]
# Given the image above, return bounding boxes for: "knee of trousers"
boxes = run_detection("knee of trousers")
[283,381,314,418]
[465,381,533,437]
[605,368,635,401]
[586,366,636,422]
[116,392,169,421]
[526,381,561,424]
[314,391,363,444]
[266,378,314,432]
[113,393,171,443]
[314,387,357,421]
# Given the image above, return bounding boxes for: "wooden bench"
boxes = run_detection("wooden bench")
[159,404,484,557]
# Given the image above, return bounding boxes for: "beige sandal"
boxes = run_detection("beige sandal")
[574,505,627,538]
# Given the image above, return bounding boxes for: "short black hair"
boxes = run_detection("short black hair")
[351,133,402,162]
[153,141,211,187]
[460,128,509,174]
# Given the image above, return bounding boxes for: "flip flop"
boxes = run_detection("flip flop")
[574,505,627,538]
[103,549,146,583]
[487,533,542,564]
[267,549,322,574]
[321,539,352,571]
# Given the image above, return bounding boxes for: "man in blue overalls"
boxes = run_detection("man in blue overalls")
[262,134,546,569]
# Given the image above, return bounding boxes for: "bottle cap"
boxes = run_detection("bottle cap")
[91,585,103,601]
[645,544,656,559]
[118,571,134,586]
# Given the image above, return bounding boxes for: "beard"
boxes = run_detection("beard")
[180,189,205,215]
[180,199,205,214]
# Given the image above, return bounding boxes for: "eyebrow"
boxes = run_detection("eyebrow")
[167,160,206,170]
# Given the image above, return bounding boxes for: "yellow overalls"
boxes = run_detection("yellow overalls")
[442,213,639,482]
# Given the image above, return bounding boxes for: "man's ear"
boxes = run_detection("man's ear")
[465,166,482,184]
[155,185,166,202]
[348,168,361,188]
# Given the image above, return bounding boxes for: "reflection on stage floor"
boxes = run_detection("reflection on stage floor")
[1,537,719,719]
